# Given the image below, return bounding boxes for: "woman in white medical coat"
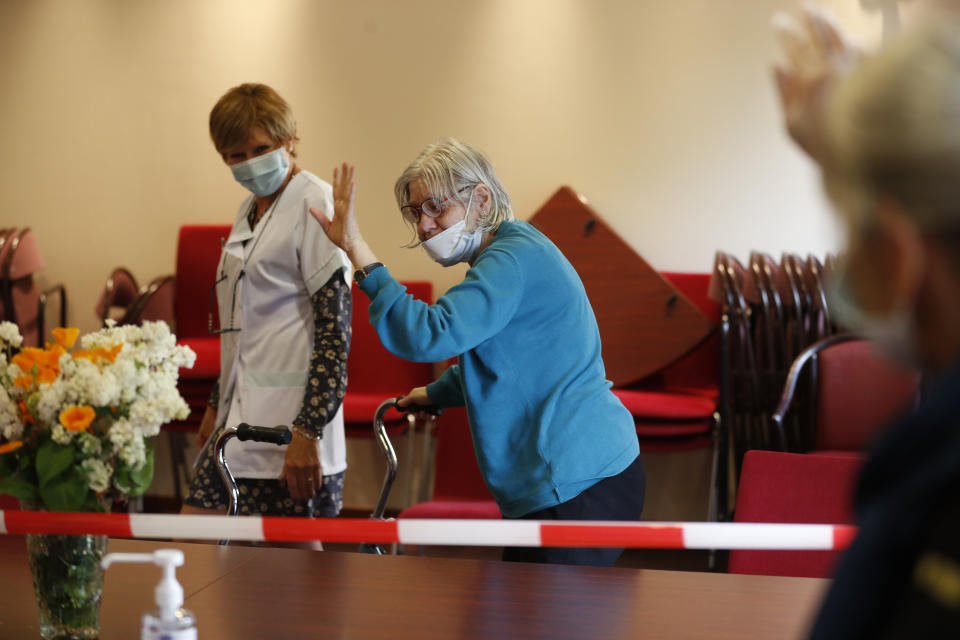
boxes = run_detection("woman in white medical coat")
[181,83,351,521]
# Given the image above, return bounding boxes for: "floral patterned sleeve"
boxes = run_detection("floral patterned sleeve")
[292,271,352,438]
[207,376,220,409]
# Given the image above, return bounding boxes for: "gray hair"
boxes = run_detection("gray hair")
[394,137,514,245]
[823,18,960,233]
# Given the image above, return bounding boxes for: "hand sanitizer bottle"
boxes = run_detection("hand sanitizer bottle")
[101,549,198,640]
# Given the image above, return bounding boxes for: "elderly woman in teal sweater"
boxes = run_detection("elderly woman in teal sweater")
[312,138,644,566]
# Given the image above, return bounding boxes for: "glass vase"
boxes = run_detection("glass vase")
[25,533,107,640]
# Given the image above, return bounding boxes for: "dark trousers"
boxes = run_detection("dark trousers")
[502,454,645,567]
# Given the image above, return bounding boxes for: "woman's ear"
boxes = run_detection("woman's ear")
[474,184,492,213]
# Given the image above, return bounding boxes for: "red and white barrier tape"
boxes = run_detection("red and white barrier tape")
[0,511,858,550]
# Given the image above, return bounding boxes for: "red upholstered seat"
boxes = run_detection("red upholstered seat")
[345,281,434,434]
[728,450,863,578]
[613,389,716,420]
[399,407,500,520]
[400,500,502,520]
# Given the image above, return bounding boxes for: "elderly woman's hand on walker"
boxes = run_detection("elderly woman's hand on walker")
[310,162,379,269]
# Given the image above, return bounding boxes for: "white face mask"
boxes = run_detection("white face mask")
[827,264,918,365]
[230,147,290,197]
[420,193,484,266]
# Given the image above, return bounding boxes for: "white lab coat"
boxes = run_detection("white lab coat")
[214,171,350,478]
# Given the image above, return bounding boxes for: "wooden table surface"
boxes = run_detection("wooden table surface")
[0,536,828,639]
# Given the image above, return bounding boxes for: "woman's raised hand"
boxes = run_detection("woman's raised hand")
[772,4,858,158]
[311,163,377,267]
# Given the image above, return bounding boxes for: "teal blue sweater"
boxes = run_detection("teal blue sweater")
[359,220,640,517]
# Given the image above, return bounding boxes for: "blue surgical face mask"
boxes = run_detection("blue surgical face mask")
[230,147,290,197]
[421,193,484,266]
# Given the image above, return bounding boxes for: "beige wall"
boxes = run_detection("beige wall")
[0,0,922,338]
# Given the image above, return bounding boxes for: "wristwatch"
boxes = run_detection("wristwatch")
[354,262,384,284]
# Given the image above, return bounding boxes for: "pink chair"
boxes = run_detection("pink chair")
[729,450,862,578]
[0,228,66,347]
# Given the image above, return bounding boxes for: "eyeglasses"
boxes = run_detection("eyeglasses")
[208,271,243,335]
[400,185,474,224]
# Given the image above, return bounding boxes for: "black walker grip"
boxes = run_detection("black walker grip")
[235,423,293,445]
[393,396,442,417]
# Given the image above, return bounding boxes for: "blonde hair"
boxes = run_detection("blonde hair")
[209,83,299,157]
[823,18,960,232]
[394,137,513,244]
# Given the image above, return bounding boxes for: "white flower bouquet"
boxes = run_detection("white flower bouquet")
[0,321,195,511]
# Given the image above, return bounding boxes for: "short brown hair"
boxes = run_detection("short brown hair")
[209,83,299,156]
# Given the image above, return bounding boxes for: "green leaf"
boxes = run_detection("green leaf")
[128,442,155,497]
[36,440,75,488]
[0,475,38,503]
[38,468,88,512]
[113,466,131,493]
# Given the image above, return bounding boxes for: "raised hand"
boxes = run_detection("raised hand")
[772,4,858,157]
[311,163,361,252]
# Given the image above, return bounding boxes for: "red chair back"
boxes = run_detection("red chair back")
[815,340,920,451]
[174,226,231,381]
[344,281,434,424]
[729,450,862,578]
[175,225,232,340]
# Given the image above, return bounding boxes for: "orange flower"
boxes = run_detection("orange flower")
[72,349,95,361]
[59,405,96,432]
[17,402,35,425]
[13,345,63,385]
[13,375,32,389]
[11,347,43,373]
[92,344,123,363]
[0,441,22,454]
[50,327,80,350]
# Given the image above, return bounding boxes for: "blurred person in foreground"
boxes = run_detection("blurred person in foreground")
[775,5,960,638]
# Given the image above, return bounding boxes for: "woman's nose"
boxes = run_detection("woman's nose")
[418,214,437,237]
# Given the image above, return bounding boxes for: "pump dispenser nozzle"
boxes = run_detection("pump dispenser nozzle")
[102,549,196,639]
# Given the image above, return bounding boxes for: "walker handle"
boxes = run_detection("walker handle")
[235,423,293,446]
[393,396,442,417]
